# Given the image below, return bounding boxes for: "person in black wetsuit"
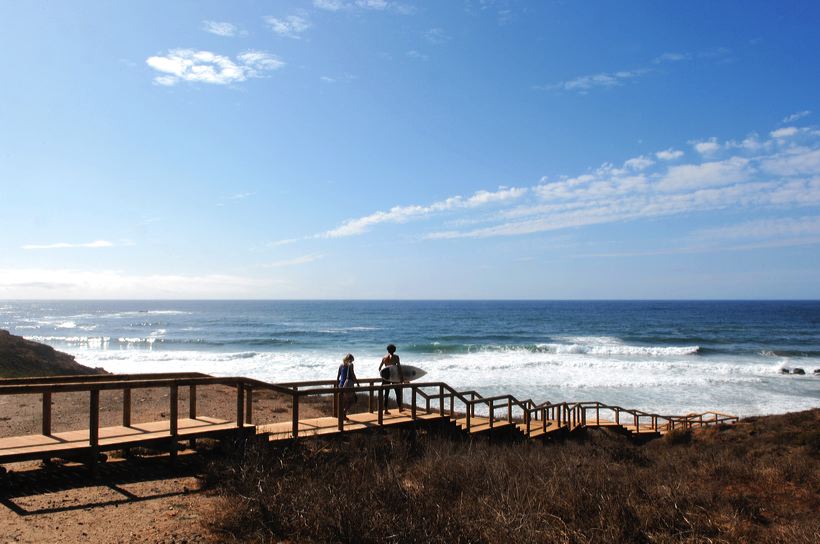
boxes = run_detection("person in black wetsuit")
[378,344,404,413]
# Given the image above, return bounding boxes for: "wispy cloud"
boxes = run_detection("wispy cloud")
[228,192,255,200]
[783,110,811,123]
[313,0,414,14]
[320,187,528,238]
[422,128,820,240]
[0,268,279,298]
[535,69,648,93]
[202,21,239,37]
[405,50,429,61]
[693,216,820,241]
[275,123,820,246]
[424,28,450,45]
[652,52,691,63]
[263,253,324,268]
[264,14,311,39]
[146,49,283,86]
[22,240,114,250]
[535,49,726,94]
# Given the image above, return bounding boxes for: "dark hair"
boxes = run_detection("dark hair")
[386,344,396,354]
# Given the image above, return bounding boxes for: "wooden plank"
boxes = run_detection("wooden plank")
[0,418,234,461]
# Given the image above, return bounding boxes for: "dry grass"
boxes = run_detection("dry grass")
[207,409,820,543]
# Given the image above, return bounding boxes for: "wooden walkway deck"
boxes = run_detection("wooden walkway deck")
[0,373,739,474]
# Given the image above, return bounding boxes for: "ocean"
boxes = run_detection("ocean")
[2,300,819,417]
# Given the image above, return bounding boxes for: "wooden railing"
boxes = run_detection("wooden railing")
[0,374,738,448]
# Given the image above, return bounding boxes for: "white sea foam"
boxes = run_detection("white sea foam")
[56,341,820,418]
[56,321,77,329]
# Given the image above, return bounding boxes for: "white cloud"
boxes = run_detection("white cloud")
[276,124,820,244]
[23,240,114,250]
[656,149,684,161]
[652,52,690,63]
[537,69,647,93]
[623,156,654,171]
[770,126,799,139]
[264,15,311,39]
[321,187,528,238]
[236,51,285,72]
[356,0,388,9]
[783,110,811,123]
[761,147,820,176]
[146,49,283,86]
[263,254,324,268]
[202,21,238,37]
[314,0,345,10]
[313,0,411,12]
[690,137,721,155]
[658,157,750,192]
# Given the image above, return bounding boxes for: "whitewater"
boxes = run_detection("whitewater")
[2,300,819,417]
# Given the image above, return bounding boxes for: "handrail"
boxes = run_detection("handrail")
[0,374,738,446]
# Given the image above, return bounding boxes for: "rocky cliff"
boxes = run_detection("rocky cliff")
[0,329,106,377]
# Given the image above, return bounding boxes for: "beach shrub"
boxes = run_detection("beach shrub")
[208,409,820,543]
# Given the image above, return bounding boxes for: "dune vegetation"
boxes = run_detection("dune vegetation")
[206,409,819,543]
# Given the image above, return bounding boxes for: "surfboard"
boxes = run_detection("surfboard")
[379,364,426,383]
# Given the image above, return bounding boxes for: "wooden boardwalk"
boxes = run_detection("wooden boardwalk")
[0,373,739,474]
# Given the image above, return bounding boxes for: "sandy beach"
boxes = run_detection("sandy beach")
[0,385,335,544]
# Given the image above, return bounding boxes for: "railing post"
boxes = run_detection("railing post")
[526,408,531,435]
[89,389,100,476]
[42,392,52,436]
[507,398,512,423]
[236,384,245,428]
[188,385,196,419]
[378,386,384,425]
[245,386,253,424]
[450,392,455,416]
[292,390,299,438]
[439,385,444,416]
[123,387,132,427]
[542,407,547,433]
[333,388,339,418]
[633,413,638,430]
[615,408,620,425]
[411,386,417,420]
[489,399,494,429]
[368,386,374,413]
[188,384,197,449]
[337,387,344,431]
[466,400,471,432]
[170,384,179,462]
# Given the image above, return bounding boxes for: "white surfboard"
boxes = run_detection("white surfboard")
[380,364,426,383]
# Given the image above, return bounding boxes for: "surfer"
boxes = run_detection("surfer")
[336,353,359,420]
[379,344,404,413]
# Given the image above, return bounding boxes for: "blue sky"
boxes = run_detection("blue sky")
[1,0,819,299]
